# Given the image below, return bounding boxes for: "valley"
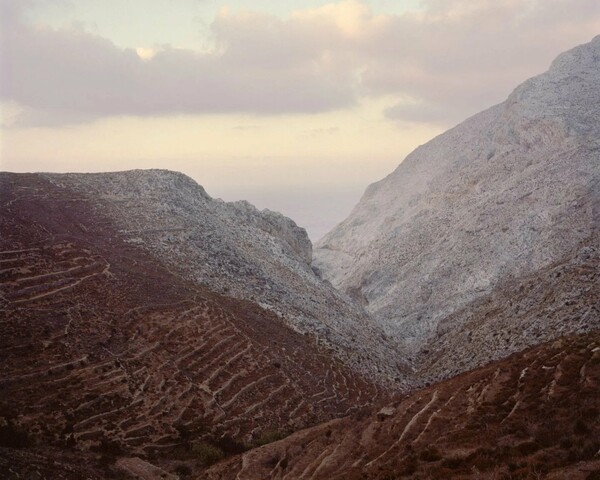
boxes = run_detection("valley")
[1,35,599,480]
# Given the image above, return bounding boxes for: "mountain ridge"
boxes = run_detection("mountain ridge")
[0,171,388,478]
[40,168,407,385]
[314,35,600,374]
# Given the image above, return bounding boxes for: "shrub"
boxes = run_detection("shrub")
[508,420,530,439]
[174,464,192,477]
[0,420,30,448]
[253,430,286,447]
[580,440,600,460]
[535,424,560,447]
[469,448,497,470]
[560,437,573,449]
[582,407,599,419]
[264,455,279,469]
[175,423,191,442]
[574,419,589,435]
[399,454,418,475]
[419,446,442,462]
[191,442,225,466]
[429,467,458,479]
[94,438,124,457]
[441,456,466,470]
[508,462,521,472]
[515,440,540,456]
[212,435,247,455]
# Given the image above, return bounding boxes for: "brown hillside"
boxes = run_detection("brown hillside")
[0,173,385,479]
[205,332,600,479]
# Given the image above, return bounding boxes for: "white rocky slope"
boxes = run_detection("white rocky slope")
[314,36,600,366]
[43,170,405,384]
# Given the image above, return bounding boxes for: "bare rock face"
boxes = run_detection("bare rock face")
[314,36,600,369]
[228,200,312,265]
[416,244,599,385]
[42,169,405,384]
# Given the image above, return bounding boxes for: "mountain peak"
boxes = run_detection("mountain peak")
[314,36,600,381]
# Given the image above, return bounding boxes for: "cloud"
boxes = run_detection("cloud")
[1,0,600,126]
[384,101,453,125]
[359,0,600,122]
[0,6,358,125]
[309,127,340,135]
[135,47,159,61]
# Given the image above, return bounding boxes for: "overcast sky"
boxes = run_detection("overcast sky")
[1,0,599,239]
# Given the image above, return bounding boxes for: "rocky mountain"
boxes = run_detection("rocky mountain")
[314,35,600,379]
[205,332,600,480]
[2,36,600,480]
[0,173,387,478]
[41,170,405,384]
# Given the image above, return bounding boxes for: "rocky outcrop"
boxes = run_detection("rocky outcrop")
[416,243,599,385]
[314,36,600,369]
[229,200,312,265]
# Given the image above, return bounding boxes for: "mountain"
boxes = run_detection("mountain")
[2,36,599,480]
[39,170,405,384]
[205,332,600,480]
[314,35,600,380]
[0,173,387,478]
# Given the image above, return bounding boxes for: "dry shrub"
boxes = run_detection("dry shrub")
[441,455,466,470]
[418,445,442,462]
[0,420,30,449]
[191,442,225,466]
[468,447,497,470]
[253,430,287,447]
[515,440,540,456]
[534,423,560,448]
[174,463,192,477]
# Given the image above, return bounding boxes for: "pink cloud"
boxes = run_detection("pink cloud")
[1,0,599,126]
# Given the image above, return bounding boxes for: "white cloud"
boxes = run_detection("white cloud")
[135,47,159,61]
[291,0,376,37]
[1,0,599,126]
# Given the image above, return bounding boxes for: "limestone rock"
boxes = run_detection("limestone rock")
[314,36,600,372]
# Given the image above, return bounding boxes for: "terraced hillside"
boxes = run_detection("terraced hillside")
[0,173,386,478]
[42,169,403,383]
[206,332,600,480]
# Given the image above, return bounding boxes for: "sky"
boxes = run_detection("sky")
[1,0,599,240]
